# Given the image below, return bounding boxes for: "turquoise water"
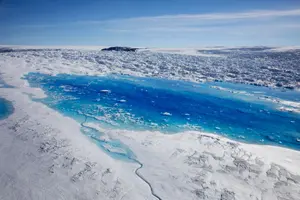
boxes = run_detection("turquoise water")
[0,98,13,120]
[24,73,300,158]
[0,79,14,120]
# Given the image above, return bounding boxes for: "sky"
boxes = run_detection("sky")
[1,0,300,47]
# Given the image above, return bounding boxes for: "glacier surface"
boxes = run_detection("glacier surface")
[1,46,300,89]
[0,46,300,200]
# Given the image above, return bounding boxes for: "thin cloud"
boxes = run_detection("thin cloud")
[77,8,300,33]
[105,27,222,33]
[106,23,300,33]
[78,8,300,24]
[10,8,300,33]
[128,9,300,21]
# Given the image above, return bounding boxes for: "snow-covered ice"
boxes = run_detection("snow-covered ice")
[0,46,300,200]
[1,45,299,90]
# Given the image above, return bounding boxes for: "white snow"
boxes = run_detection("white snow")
[107,128,300,200]
[0,90,153,200]
[144,47,224,57]
[1,45,299,90]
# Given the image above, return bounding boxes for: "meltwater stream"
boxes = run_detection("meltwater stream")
[24,73,300,159]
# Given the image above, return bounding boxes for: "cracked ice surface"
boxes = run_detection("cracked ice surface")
[110,129,300,200]
[0,47,300,90]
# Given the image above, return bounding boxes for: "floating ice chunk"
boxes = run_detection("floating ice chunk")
[278,106,300,113]
[119,99,127,103]
[215,126,221,130]
[297,138,300,143]
[161,112,172,116]
[150,122,158,127]
[100,89,111,94]
[184,113,190,116]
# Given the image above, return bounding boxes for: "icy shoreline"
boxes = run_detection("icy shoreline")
[0,87,156,200]
[110,128,300,200]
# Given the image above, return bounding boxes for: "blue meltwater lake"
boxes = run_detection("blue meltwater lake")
[24,73,300,156]
[0,98,13,120]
